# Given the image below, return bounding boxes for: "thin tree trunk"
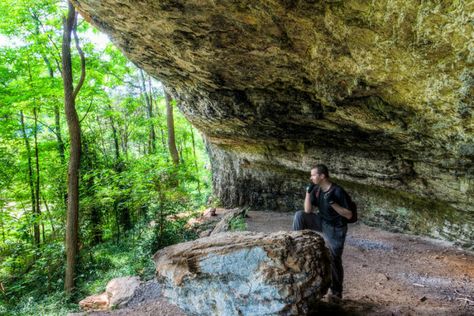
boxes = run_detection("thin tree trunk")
[42,196,56,237]
[114,201,120,243]
[20,111,38,246]
[90,205,102,245]
[81,138,103,245]
[122,131,128,158]
[33,107,41,245]
[119,124,129,159]
[40,42,67,209]
[178,141,184,163]
[42,223,45,244]
[106,103,120,161]
[25,56,41,247]
[139,70,156,154]
[164,89,179,165]
[56,103,68,212]
[0,203,4,243]
[43,52,66,164]
[62,1,85,294]
[190,127,201,194]
[31,10,65,164]
[54,105,66,163]
[160,128,166,148]
[95,115,109,163]
[147,76,156,153]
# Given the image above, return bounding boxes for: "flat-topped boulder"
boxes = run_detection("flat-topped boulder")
[153,230,331,315]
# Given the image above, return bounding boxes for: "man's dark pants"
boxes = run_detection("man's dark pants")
[292,210,347,297]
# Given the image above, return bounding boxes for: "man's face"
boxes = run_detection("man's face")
[310,168,324,184]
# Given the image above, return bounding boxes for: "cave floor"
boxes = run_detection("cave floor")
[246,210,474,316]
[82,209,474,316]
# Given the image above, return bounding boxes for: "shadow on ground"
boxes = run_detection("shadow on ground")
[310,299,378,316]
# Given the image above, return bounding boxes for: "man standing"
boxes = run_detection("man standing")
[292,164,354,299]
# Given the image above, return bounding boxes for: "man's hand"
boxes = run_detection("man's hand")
[306,183,315,193]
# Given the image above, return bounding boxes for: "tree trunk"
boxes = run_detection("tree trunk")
[33,107,41,245]
[106,103,120,161]
[190,127,201,194]
[164,89,179,165]
[95,115,109,163]
[147,75,157,154]
[62,1,85,294]
[54,105,66,164]
[81,138,103,246]
[160,128,166,149]
[90,205,102,245]
[43,50,67,209]
[0,206,4,243]
[120,124,129,159]
[42,195,56,237]
[20,111,38,246]
[139,70,156,154]
[38,40,67,209]
[32,10,66,164]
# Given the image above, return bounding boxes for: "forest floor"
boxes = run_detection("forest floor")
[83,209,474,316]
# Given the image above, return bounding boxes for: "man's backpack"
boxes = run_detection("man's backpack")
[314,186,358,224]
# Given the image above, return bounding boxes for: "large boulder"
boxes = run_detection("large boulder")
[79,276,141,311]
[153,230,331,315]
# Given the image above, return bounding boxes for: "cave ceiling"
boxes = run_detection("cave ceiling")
[72,0,473,220]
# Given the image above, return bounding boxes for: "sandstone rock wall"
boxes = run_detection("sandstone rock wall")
[72,0,473,245]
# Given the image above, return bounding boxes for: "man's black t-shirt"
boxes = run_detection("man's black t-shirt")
[310,183,350,225]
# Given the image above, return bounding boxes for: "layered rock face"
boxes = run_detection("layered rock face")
[72,0,473,245]
[153,231,331,315]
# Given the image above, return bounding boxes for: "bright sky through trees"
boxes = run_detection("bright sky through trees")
[0,1,211,313]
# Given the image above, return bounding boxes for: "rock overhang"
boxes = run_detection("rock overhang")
[72,0,473,246]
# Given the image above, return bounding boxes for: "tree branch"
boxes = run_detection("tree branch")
[72,13,86,100]
[79,96,95,123]
[22,114,59,137]
[106,70,141,89]
[30,11,62,74]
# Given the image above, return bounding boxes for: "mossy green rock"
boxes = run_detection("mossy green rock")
[72,0,473,246]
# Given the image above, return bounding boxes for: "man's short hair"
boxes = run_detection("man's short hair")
[313,164,329,178]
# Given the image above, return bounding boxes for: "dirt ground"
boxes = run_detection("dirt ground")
[246,210,474,316]
[84,209,474,316]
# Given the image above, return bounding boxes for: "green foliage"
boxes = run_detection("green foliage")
[0,0,212,314]
[229,215,247,231]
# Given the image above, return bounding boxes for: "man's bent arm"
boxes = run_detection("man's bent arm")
[331,203,353,220]
[304,192,313,213]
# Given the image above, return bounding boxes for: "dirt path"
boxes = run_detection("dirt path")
[246,210,474,315]
[85,210,474,316]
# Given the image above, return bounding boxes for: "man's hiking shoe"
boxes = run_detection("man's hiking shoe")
[330,290,342,299]
[322,289,343,303]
